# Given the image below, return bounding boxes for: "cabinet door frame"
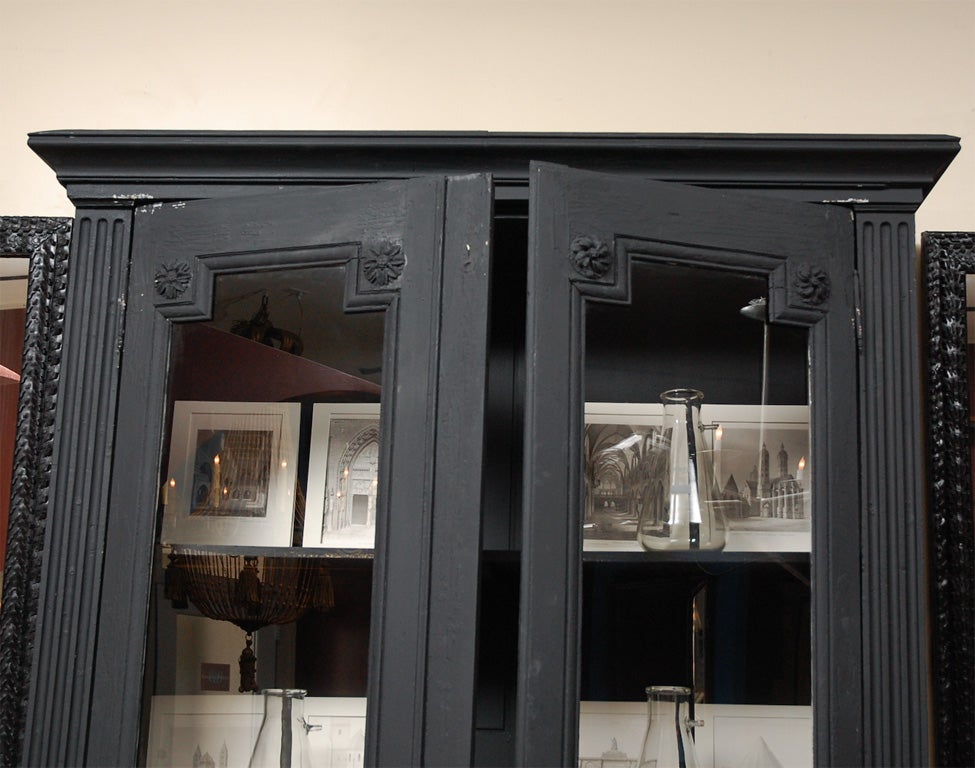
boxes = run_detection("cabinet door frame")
[23,177,492,767]
[517,163,860,767]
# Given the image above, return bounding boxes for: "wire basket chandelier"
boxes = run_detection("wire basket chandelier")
[164,547,334,692]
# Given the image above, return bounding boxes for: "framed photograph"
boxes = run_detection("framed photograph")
[302,403,382,549]
[161,401,301,547]
[584,402,811,553]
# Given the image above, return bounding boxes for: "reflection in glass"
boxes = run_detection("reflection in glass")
[581,262,812,765]
[143,265,379,767]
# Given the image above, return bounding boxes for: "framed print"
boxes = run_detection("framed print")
[161,401,301,547]
[146,695,366,768]
[578,700,812,768]
[584,402,810,553]
[302,403,381,549]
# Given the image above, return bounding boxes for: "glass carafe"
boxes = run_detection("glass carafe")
[248,688,319,768]
[638,685,703,768]
[638,388,725,551]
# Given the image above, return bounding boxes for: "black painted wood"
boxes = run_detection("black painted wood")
[423,175,493,766]
[52,178,491,767]
[22,211,131,768]
[0,217,71,768]
[922,231,975,768]
[857,214,931,768]
[13,132,961,768]
[27,131,959,209]
[518,163,858,767]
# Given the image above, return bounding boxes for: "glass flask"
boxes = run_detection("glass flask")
[638,685,703,768]
[638,389,725,551]
[248,688,320,768]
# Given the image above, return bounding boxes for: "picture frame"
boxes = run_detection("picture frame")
[302,403,382,549]
[145,695,366,768]
[922,231,975,768]
[161,401,301,547]
[578,700,812,768]
[584,402,811,553]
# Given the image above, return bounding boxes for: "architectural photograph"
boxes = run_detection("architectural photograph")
[0,2,973,767]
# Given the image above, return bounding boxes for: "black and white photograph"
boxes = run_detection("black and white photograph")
[303,403,381,549]
[583,403,810,553]
[161,401,301,547]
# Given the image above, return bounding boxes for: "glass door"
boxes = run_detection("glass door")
[89,176,492,767]
[518,163,858,767]
[145,263,381,768]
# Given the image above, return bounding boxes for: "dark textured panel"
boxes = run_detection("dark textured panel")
[857,215,930,768]
[922,231,975,768]
[21,211,131,768]
[0,217,71,768]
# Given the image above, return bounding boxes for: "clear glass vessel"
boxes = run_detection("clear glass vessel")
[638,685,703,768]
[248,689,318,768]
[637,388,725,551]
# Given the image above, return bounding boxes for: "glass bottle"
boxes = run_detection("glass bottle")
[248,688,320,768]
[638,388,725,551]
[638,685,703,768]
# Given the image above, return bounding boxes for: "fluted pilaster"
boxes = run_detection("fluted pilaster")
[857,213,929,768]
[23,210,131,768]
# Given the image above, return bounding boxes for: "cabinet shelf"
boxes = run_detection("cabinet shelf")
[581,549,809,565]
[165,543,375,562]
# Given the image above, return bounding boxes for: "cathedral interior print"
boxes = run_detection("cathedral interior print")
[583,403,810,552]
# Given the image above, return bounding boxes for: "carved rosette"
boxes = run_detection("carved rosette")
[363,241,405,287]
[792,263,831,306]
[154,261,192,301]
[569,236,611,280]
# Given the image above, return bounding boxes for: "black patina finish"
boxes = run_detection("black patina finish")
[923,231,975,768]
[519,165,855,765]
[8,132,962,768]
[0,217,71,768]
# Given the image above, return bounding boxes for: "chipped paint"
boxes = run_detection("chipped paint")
[170,201,187,209]
[112,193,154,201]
[822,198,870,204]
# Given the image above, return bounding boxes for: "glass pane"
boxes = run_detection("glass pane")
[143,265,381,768]
[579,262,812,768]
[0,258,28,601]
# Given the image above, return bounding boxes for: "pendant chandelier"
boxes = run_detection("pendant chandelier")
[163,546,334,692]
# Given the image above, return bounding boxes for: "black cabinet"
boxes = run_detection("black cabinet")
[8,132,959,768]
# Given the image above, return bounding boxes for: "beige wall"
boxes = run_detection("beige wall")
[3,0,973,236]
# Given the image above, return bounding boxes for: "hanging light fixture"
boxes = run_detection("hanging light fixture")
[164,546,334,692]
[231,293,304,356]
